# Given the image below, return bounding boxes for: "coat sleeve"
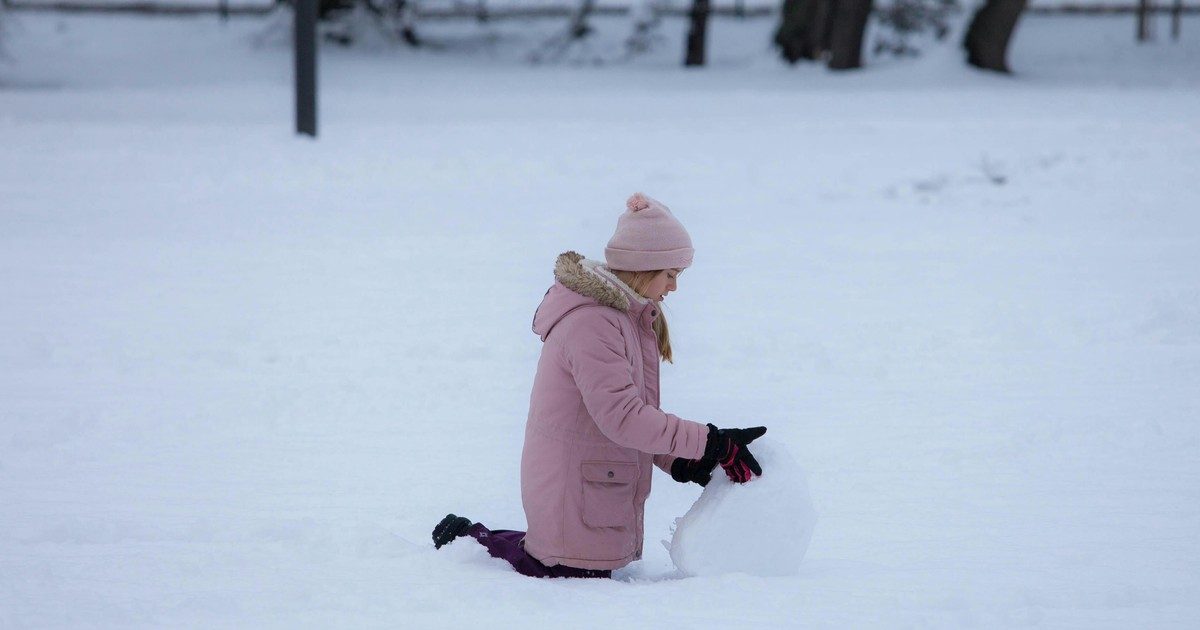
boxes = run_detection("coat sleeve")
[560,309,708,460]
[653,454,678,476]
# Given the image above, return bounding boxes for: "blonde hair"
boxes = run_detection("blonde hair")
[612,269,675,364]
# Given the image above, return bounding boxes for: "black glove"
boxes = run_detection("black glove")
[670,456,718,487]
[704,423,767,483]
[432,514,473,549]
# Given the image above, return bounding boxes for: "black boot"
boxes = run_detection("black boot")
[432,514,473,549]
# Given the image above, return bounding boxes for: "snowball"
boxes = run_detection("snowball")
[668,439,817,577]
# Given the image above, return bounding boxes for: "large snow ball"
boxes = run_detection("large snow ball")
[669,439,817,577]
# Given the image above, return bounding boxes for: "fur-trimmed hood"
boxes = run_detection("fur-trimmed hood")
[532,251,650,342]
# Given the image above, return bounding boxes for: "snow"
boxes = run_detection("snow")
[2,8,1200,629]
[669,439,818,577]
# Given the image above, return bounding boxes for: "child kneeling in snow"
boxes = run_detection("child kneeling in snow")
[433,193,767,578]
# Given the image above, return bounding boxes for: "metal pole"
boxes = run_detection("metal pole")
[295,0,318,137]
[1172,0,1183,40]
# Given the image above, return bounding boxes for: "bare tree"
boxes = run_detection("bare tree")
[529,0,597,63]
[962,0,1026,73]
[774,0,871,70]
[827,0,873,69]
[774,0,830,63]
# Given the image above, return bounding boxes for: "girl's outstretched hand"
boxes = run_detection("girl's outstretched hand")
[704,424,768,483]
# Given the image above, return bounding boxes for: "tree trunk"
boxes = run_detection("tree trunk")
[684,0,711,66]
[1172,0,1183,40]
[1137,0,1150,42]
[774,0,830,63]
[963,0,1027,73]
[826,0,873,70]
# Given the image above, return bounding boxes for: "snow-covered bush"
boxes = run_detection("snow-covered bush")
[622,0,669,59]
[872,0,961,57]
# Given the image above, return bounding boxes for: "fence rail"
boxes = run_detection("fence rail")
[3,0,274,13]
[1028,2,1196,13]
[3,0,1198,17]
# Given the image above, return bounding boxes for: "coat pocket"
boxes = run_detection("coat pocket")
[580,461,639,529]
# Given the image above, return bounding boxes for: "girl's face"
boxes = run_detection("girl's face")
[642,269,682,303]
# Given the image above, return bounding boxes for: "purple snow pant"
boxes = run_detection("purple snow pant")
[466,523,612,579]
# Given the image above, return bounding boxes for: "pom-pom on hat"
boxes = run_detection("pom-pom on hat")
[604,193,695,272]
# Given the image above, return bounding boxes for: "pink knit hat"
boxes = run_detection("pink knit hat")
[604,193,695,272]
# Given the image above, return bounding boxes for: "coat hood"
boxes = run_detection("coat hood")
[532,251,650,342]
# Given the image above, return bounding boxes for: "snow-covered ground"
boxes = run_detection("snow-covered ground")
[2,9,1199,628]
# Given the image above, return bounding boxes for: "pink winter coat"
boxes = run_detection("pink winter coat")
[520,251,710,571]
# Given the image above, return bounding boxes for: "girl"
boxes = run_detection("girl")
[433,193,767,579]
